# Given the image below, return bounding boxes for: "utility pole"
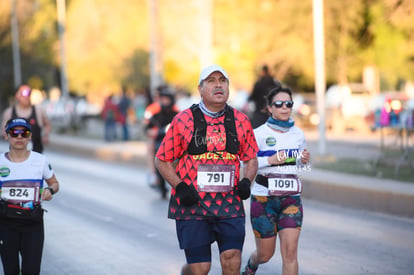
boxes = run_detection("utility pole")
[57,0,68,98]
[313,0,327,155]
[149,0,163,96]
[10,0,22,88]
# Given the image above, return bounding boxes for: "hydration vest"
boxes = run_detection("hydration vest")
[188,104,239,155]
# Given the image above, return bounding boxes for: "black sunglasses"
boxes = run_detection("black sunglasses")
[8,129,31,138]
[272,100,294,108]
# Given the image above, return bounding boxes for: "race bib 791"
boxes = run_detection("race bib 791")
[197,164,235,192]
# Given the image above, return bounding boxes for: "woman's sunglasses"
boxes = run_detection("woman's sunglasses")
[20,88,31,97]
[8,129,31,138]
[272,100,294,108]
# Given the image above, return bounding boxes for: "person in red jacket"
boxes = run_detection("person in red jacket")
[155,65,258,275]
[101,95,121,141]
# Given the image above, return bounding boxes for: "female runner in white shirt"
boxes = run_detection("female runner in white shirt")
[0,118,59,275]
[242,86,310,275]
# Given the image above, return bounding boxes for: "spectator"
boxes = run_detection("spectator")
[101,95,119,141]
[132,88,148,123]
[247,65,280,128]
[118,86,132,141]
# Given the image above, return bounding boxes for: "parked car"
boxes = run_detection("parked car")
[325,83,374,133]
[43,95,101,133]
[292,93,319,129]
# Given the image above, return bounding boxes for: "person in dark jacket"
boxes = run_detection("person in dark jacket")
[118,86,132,141]
[247,65,280,128]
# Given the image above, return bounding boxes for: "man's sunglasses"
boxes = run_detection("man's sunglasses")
[8,129,31,138]
[272,100,294,108]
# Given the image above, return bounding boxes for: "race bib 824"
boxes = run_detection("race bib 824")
[1,180,41,203]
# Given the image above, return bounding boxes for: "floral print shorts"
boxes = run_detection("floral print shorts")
[250,195,303,238]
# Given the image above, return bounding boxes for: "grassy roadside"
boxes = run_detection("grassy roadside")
[313,152,414,183]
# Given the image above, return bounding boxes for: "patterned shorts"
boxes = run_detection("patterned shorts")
[250,195,303,238]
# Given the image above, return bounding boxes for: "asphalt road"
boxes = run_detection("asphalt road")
[1,144,412,275]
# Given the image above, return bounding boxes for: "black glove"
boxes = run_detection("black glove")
[236,178,251,200]
[175,182,199,206]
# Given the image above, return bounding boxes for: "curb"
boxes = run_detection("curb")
[301,176,414,218]
[48,138,148,167]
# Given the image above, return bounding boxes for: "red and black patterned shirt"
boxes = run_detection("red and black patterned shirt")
[156,105,258,220]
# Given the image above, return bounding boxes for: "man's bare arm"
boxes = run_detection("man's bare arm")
[242,157,258,182]
[154,157,182,189]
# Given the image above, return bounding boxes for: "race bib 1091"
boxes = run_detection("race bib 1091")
[267,174,302,196]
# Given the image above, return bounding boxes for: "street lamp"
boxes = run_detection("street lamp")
[149,0,163,97]
[57,0,68,98]
[10,0,22,88]
[313,0,327,156]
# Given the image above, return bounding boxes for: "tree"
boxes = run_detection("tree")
[1,0,413,108]
[0,0,58,112]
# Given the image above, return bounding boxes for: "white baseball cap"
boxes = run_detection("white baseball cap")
[198,65,229,85]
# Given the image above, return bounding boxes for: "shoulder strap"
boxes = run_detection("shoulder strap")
[188,104,207,154]
[31,105,37,119]
[223,105,239,154]
[11,106,17,118]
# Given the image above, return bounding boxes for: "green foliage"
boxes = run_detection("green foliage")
[65,0,149,97]
[0,0,58,110]
[366,0,414,89]
[119,49,150,92]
